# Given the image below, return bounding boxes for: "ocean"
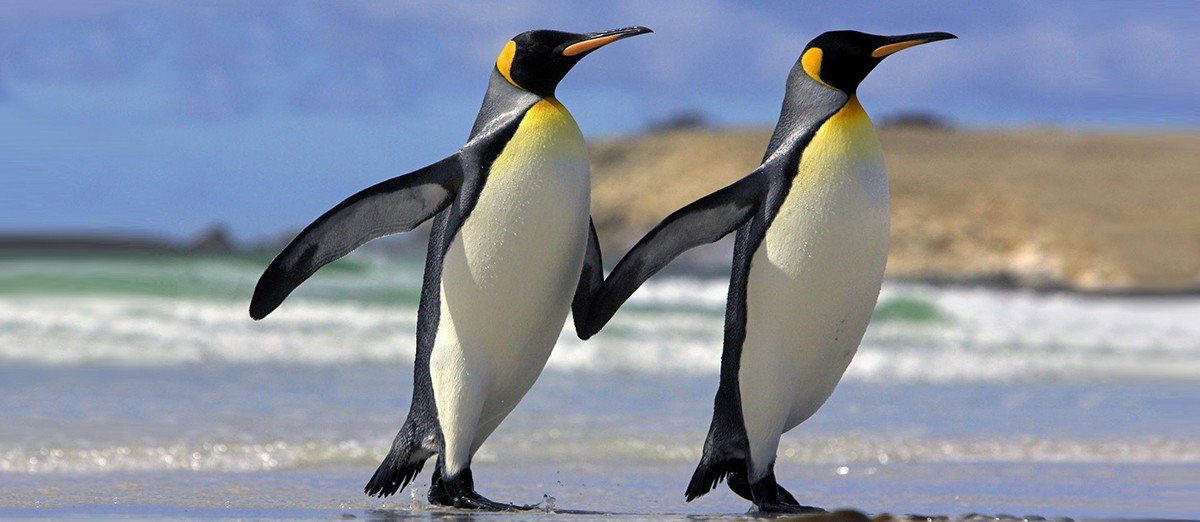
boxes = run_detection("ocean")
[0,252,1196,520]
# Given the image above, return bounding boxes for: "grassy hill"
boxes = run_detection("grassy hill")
[589,125,1200,293]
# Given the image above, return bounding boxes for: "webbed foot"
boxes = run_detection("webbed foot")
[755,500,826,514]
[434,466,536,511]
[746,469,825,514]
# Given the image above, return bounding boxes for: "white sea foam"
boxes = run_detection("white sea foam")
[3,298,421,365]
[4,433,1196,474]
[2,262,1199,382]
[850,284,1200,382]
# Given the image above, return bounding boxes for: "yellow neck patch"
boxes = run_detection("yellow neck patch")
[796,97,883,184]
[834,96,868,122]
[519,98,578,140]
[801,47,833,89]
[819,96,873,151]
[489,98,585,178]
[496,40,519,87]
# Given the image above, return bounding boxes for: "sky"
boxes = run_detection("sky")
[1,1,1197,242]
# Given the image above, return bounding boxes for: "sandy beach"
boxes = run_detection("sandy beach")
[1,364,1195,520]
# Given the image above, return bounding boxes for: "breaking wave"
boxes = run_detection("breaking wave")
[2,254,1199,383]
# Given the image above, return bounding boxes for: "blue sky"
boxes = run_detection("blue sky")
[1,1,1197,242]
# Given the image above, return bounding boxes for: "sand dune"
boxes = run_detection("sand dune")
[590,126,1200,293]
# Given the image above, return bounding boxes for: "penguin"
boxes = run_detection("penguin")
[249,26,651,510]
[580,30,955,513]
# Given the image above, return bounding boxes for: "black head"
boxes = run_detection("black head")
[800,30,956,94]
[495,26,652,98]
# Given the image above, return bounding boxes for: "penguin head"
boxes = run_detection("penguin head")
[495,26,652,98]
[800,30,956,94]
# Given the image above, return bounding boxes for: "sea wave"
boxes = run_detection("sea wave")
[1,255,1198,382]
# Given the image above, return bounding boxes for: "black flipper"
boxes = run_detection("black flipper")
[571,219,604,339]
[249,154,462,319]
[581,173,765,338]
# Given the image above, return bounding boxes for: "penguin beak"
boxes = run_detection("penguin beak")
[562,26,653,57]
[871,32,957,58]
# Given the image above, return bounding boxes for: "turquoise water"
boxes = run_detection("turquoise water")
[0,253,1197,519]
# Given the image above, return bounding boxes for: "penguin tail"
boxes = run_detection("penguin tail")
[364,452,426,498]
[685,455,741,502]
[364,421,437,498]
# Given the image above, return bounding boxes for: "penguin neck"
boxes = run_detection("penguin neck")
[468,70,546,140]
[761,67,850,166]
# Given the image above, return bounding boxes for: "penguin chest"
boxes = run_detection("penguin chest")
[433,99,590,432]
[739,99,890,437]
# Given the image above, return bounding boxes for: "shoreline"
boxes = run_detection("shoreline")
[3,237,1200,298]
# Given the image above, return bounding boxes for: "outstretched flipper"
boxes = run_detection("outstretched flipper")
[571,219,604,339]
[249,154,462,319]
[580,173,765,338]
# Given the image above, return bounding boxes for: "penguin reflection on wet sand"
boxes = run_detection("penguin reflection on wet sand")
[250,26,651,510]
[582,30,956,513]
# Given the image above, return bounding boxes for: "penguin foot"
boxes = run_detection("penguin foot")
[426,466,453,506]
[774,482,802,507]
[754,501,826,514]
[728,466,802,505]
[451,492,536,511]
[434,466,536,511]
[744,470,824,513]
[428,481,533,510]
[426,482,453,507]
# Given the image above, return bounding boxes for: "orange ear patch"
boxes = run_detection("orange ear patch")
[496,40,518,86]
[801,47,833,89]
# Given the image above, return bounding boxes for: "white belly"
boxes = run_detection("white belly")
[430,99,590,473]
[738,98,890,478]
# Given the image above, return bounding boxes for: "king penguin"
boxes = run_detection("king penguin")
[581,30,955,513]
[249,26,651,510]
